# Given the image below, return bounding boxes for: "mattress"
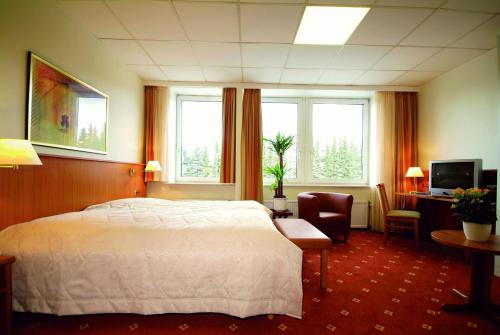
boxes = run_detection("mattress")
[0,198,303,318]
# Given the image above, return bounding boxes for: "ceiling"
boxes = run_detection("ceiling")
[57,0,500,87]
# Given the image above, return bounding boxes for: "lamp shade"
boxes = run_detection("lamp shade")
[144,160,161,172]
[405,166,424,178]
[0,139,42,166]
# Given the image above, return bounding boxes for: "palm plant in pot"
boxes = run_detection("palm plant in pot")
[451,187,496,241]
[264,133,294,211]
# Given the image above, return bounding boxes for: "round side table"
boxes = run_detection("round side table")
[431,230,500,324]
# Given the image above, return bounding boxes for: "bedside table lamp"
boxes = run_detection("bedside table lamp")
[129,161,162,177]
[0,139,42,169]
[405,166,424,194]
[144,160,162,172]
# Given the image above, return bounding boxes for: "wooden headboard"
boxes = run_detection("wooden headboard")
[0,154,146,230]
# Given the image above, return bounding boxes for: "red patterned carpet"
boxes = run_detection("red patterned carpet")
[14,231,500,335]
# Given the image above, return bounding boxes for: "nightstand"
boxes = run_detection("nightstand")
[0,256,15,335]
[270,208,293,219]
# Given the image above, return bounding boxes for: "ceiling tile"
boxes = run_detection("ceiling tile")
[452,15,500,49]
[390,71,443,86]
[192,42,241,67]
[401,10,493,47]
[330,45,391,69]
[243,68,283,83]
[106,0,185,40]
[286,45,341,68]
[280,69,323,84]
[347,7,432,45]
[203,67,242,82]
[127,65,166,80]
[376,0,444,7]
[100,39,152,64]
[173,2,239,42]
[58,0,131,38]
[240,4,303,43]
[415,48,486,71]
[140,41,197,65]
[354,70,406,85]
[373,47,441,70]
[443,0,500,13]
[317,69,364,85]
[309,0,375,4]
[160,66,205,82]
[241,44,290,67]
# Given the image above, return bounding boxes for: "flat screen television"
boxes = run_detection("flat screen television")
[429,159,482,196]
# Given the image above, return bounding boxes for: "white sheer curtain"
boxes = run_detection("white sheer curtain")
[144,86,168,182]
[371,91,396,232]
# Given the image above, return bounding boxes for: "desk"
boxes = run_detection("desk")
[431,230,500,324]
[396,193,459,239]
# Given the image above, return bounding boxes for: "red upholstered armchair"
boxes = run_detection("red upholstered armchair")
[298,192,354,242]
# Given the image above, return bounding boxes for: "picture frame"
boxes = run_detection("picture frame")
[27,52,109,154]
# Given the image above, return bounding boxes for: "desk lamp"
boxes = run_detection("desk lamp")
[405,167,424,194]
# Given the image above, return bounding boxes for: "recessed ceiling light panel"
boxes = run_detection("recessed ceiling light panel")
[294,6,370,45]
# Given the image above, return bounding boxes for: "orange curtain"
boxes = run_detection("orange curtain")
[240,89,263,203]
[220,88,236,183]
[395,92,418,209]
[144,86,167,182]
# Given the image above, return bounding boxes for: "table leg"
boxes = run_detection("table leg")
[441,252,499,324]
[320,249,329,289]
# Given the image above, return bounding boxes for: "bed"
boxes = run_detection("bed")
[0,198,303,318]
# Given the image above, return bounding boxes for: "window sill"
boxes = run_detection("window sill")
[265,183,370,188]
[157,182,235,186]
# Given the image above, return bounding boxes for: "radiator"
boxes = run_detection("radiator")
[264,200,370,229]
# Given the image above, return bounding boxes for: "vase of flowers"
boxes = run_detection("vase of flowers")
[451,187,496,242]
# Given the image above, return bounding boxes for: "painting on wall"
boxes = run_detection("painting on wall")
[27,52,108,154]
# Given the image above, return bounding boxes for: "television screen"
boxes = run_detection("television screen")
[431,162,475,190]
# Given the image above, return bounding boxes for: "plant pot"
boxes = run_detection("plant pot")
[273,197,288,211]
[463,221,492,242]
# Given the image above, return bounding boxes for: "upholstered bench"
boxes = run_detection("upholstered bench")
[273,218,332,289]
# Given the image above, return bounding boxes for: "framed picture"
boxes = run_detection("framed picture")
[27,52,108,154]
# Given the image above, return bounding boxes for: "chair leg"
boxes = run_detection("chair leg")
[414,220,419,250]
[343,233,348,242]
[383,222,389,246]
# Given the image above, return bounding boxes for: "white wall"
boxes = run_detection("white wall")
[496,38,500,276]
[418,49,498,169]
[0,0,144,163]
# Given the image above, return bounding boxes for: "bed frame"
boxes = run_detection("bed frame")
[0,154,146,230]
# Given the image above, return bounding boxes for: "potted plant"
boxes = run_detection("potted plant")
[264,133,294,211]
[451,187,496,241]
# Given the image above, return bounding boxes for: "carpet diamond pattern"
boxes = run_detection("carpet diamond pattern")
[13,231,500,334]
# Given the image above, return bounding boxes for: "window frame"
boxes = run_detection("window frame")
[304,98,369,186]
[262,97,370,186]
[175,95,222,183]
[261,97,304,185]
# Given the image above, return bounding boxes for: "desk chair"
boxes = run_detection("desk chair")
[376,183,421,248]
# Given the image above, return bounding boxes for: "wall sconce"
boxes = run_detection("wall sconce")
[0,139,42,169]
[129,160,162,177]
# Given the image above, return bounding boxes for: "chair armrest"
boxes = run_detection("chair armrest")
[298,193,320,225]
[326,193,354,217]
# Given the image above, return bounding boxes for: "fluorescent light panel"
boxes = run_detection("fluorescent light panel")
[295,6,370,45]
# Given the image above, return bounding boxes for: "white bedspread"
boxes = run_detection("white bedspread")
[0,198,303,318]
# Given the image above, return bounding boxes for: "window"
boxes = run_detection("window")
[309,100,367,183]
[176,96,222,181]
[262,97,368,185]
[262,98,299,180]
